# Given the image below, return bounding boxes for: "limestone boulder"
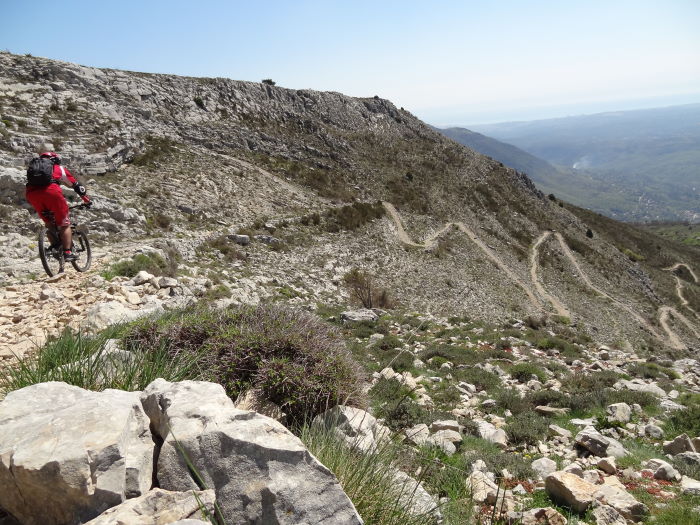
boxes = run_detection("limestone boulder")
[594,484,648,522]
[576,426,628,458]
[404,424,431,447]
[391,469,442,521]
[663,433,696,455]
[84,300,163,331]
[340,309,379,324]
[644,458,681,482]
[0,383,154,525]
[140,379,362,524]
[84,489,215,525]
[591,504,627,525]
[314,405,390,453]
[477,420,508,448]
[606,403,631,423]
[681,476,700,496]
[467,471,498,503]
[545,471,597,512]
[518,507,567,525]
[531,457,557,479]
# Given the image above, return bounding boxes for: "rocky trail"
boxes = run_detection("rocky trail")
[665,263,699,317]
[530,231,571,318]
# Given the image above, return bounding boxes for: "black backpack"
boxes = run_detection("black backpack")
[26,157,55,186]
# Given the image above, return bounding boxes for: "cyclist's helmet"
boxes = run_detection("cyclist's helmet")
[40,152,61,165]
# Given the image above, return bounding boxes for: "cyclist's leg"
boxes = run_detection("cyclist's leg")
[45,186,72,251]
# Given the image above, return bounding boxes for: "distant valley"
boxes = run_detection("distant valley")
[440,104,700,223]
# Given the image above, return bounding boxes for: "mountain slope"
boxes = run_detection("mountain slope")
[0,52,698,353]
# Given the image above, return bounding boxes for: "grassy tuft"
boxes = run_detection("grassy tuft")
[300,421,439,525]
[123,304,365,425]
[0,325,205,394]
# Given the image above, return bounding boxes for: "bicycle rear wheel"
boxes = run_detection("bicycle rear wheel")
[38,227,64,276]
[70,230,91,272]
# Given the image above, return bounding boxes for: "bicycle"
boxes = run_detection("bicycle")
[38,203,92,277]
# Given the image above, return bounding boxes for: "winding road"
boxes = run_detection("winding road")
[383,203,699,349]
[382,202,542,310]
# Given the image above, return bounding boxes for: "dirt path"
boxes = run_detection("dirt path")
[0,254,109,361]
[382,202,542,310]
[658,306,700,349]
[663,263,699,318]
[550,232,669,344]
[530,232,570,318]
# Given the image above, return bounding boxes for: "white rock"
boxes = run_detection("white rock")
[663,433,696,455]
[545,471,597,513]
[591,504,627,525]
[477,420,507,448]
[597,457,617,475]
[84,489,215,525]
[391,469,442,521]
[314,405,390,453]
[681,476,700,496]
[606,403,632,423]
[594,483,648,521]
[0,382,154,525]
[467,471,498,503]
[576,426,628,458]
[531,457,558,479]
[645,458,681,481]
[340,309,378,323]
[141,379,362,524]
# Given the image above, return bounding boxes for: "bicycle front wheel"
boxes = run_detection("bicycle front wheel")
[70,230,92,272]
[38,227,64,277]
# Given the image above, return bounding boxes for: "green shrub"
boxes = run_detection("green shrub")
[148,212,172,231]
[627,362,679,380]
[375,334,402,351]
[378,350,416,374]
[509,362,547,383]
[101,252,175,280]
[461,437,535,480]
[430,382,461,408]
[131,136,178,168]
[526,389,568,408]
[607,389,659,409]
[198,235,247,262]
[494,388,529,415]
[419,344,479,366]
[535,336,582,357]
[123,304,365,425]
[665,404,700,437]
[369,378,429,431]
[343,268,394,309]
[452,367,501,392]
[324,201,385,232]
[506,413,549,445]
[201,284,231,302]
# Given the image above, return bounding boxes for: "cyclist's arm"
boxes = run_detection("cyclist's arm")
[57,166,91,203]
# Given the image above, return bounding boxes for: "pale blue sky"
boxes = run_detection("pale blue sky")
[3,0,699,124]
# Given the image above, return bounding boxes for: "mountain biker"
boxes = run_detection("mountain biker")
[25,152,92,262]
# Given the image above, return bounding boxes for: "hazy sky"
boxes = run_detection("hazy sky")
[3,0,699,124]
